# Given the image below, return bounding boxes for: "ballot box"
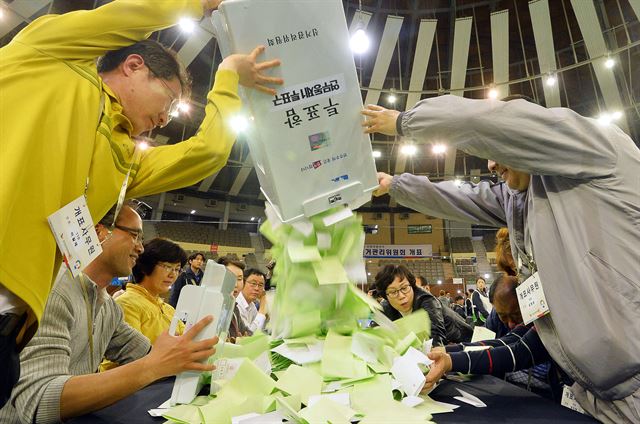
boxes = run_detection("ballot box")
[211,0,378,222]
[170,260,236,405]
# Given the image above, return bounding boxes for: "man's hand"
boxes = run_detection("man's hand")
[361,105,400,135]
[219,46,283,95]
[201,0,223,15]
[258,292,268,317]
[144,315,219,380]
[373,172,393,197]
[422,350,453,393]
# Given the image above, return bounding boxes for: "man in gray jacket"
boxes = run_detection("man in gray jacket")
[362,95,640,423]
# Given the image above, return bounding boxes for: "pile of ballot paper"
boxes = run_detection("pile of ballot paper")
[160,206,468,423]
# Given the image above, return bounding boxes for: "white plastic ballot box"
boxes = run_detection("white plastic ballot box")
[211,0,378,223]
[170,260,236,405]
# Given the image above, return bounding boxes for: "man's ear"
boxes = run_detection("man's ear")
[95,224,109,243]
[121,54,146,77]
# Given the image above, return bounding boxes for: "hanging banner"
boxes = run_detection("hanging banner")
[364,244,432,258]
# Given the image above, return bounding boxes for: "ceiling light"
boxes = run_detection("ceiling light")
[597,113,612,126]
[457,290,461,294]
[605,58,615,69]
[230,115,250,133]
[372,150,382,158]
[190,209,196,214]
[350,28,370,54]
[179,18,196,34]
[250,217,256,221]
[177,102,190,113]
[432,144,446,154]
[484,273,490,279]
[545,74,557,87]
[400,144,417,156]
[437,280,442,285]
[488,88,498,99]
[387,94,397,104]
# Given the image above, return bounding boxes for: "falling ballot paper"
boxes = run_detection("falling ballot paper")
[211,0,378,223]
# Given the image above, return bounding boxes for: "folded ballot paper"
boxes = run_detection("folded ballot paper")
[211,0,378,223]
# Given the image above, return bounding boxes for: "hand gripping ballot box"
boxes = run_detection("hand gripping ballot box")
[211,0,378,222]
[170,260,236,405]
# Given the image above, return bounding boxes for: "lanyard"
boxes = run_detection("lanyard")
[84,144,141,224]
[111,145,141,226]
[78,273,95,372]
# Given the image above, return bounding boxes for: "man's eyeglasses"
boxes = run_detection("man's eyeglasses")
[113,224,144,244]
[246,281,265,289]
[157,263,182,274]
[147,66,181,125]
[386,285,411,298]
[128,199,152,220]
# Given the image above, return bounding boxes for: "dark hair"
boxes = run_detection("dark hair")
[416,275,428,286]
[216,256,245,271]
[244,268,266,280]
[189,252,205,262]
[97,39,192,98]
[490,274,518,303]
[476,277,486,285]
[439,290,446,296]
[454,295,464,302]
[132,238,187,283]
[374,264,416,300]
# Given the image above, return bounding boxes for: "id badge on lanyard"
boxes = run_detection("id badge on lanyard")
[516,272,550,325]
[48,146,139,277]
[48,195,102,278]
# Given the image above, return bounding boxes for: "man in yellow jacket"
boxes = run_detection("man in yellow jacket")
[0,0,282,404]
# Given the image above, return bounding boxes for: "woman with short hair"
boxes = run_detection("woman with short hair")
[375,264,448,346]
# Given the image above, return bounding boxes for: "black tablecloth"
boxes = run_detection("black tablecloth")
[71,375,597,424]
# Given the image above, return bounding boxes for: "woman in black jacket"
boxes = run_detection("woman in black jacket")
[375,264,448,346]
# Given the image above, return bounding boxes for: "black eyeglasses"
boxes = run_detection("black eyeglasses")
[114,224,144,244]
[128,199,152,220]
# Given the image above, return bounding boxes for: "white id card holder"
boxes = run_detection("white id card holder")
[48,195,102,278]
[561,385,587,415]
[516,272,550,325]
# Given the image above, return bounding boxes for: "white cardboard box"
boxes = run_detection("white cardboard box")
[212,0,378,222]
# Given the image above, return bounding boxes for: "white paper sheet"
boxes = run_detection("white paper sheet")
[271,340,323,365]
[453,388,487,407]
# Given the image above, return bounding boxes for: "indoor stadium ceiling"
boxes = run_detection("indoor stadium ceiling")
[2,0,639,218]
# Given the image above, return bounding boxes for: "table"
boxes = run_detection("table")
[71,375,597,423]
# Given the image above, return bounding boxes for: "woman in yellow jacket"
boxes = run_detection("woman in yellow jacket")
[117,238,188,343]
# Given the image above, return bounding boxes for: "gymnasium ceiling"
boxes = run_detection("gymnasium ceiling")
[2,0,639,221]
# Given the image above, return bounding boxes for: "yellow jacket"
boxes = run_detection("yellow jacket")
[0,1,241,324]
[116,284,185,343]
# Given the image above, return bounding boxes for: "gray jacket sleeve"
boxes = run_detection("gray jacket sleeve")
[391,173,508,227]
[400,95,619,179]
